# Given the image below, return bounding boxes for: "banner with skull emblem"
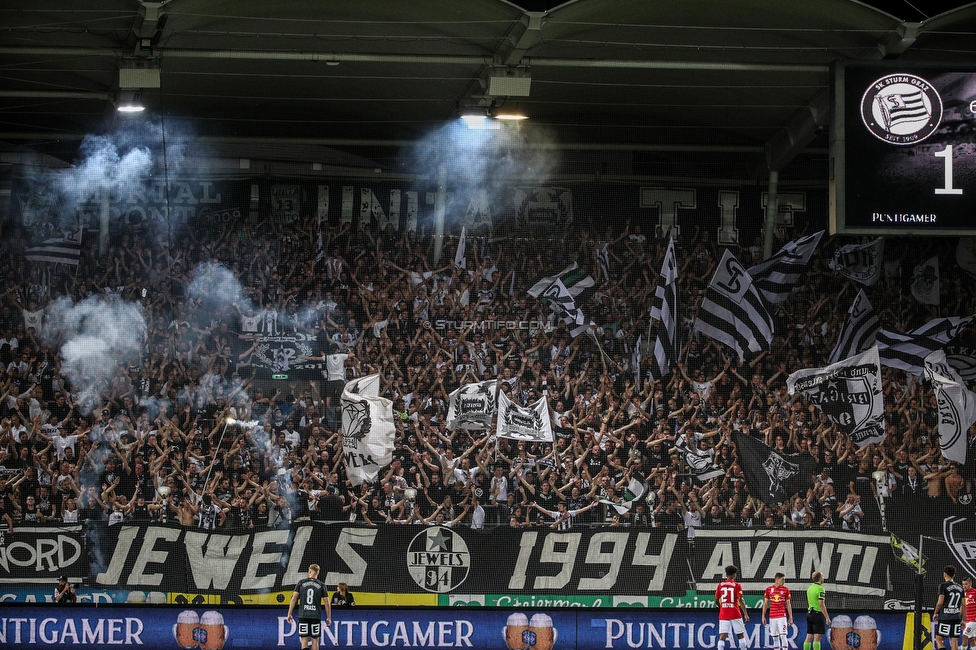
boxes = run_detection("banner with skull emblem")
[733,432,818,505]
[446,380,498,431]
[787,346,885,447]
[497,391,554,442]
[341,374,395,486]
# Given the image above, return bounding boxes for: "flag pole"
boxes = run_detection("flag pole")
[915,534,924,650]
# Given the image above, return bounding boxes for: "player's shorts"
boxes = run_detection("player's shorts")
[806,611,826,635]
[719,619,746,636]
[766,617,788,637]
[298,619,321,638]
[963,622,976,639]
[936,621,962,639]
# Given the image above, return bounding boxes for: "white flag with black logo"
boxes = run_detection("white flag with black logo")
[924,350,976,465]
[877,316,974,375]
[341,374,395,486]
[787,346,885,447]
[747,230,824,304]
[911,257,939,305]
[828,237,884,286]
[497,391,554,442]
[649,236,678,379]
[828,289,880,364]
[694,249,774,361]
[446,380,497,431]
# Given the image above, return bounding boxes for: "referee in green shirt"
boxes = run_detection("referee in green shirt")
[804,571,832,650]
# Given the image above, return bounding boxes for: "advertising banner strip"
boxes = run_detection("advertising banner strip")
[0,606,908,650]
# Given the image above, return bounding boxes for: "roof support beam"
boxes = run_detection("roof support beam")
[0,46,829,73]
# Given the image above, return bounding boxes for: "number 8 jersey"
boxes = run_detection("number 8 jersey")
[294,577,328,619]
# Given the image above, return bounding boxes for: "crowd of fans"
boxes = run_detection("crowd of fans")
[0,209,972,543]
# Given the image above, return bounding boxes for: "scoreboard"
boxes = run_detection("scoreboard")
[831,62,976,236]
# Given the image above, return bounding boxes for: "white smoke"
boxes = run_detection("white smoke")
[43,294,148,414]
[185,261,253,313]
[410,120,561,227]
[44,121,188,232]
[57,135,153,207]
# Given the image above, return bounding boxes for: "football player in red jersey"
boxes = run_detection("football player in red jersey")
[716,564,750,650]
[962,576,976,649]
[762,572,793,650]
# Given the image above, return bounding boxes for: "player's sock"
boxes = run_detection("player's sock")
[813,642,821,650]
[804,643,812,650]
[739,634,750,649]
[718,639,726,650]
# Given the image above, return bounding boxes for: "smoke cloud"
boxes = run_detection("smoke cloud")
[409,120,561,227]
[43,294,148,414]
[185,261,254,314]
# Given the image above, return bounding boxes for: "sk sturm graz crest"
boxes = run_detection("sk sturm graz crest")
[861,73,942,145]
[407,526,471,593]
[944,516,976,579]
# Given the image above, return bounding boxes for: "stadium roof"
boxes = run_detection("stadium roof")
[0,0,974,168]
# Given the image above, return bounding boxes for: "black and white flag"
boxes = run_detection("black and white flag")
[911,257,940,305]
[924,350,976,465]
[497,391,554,442]
[527,262,595,299]
[747,230,824,304]
[446,380,497,431]
[828,289,880,364]
[454,226,467,270]
[649,236,678,380]
[694,249,774,361]
[733,432,818,504]
[632,334,643,388]
[828,237,884,286]
[877,316,974,375]
[341,374,396,486]
[598,242,611,285]
[675,434,725,482]
[25,228,83,266]
[787,346,885,447]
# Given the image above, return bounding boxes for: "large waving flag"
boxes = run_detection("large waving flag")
[877,316,974,375]
[341,374,395,486]
[828,289,880,364]
[787,347,884,447]
[924,350,976,465]
[25,228,82,265]
[733,432,817,505]
[747,230,824,304]
[527,262,595,299]
[694,249,774,361]
[649,236,678,380]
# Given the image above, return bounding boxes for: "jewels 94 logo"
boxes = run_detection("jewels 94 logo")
[861,73,942,145]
